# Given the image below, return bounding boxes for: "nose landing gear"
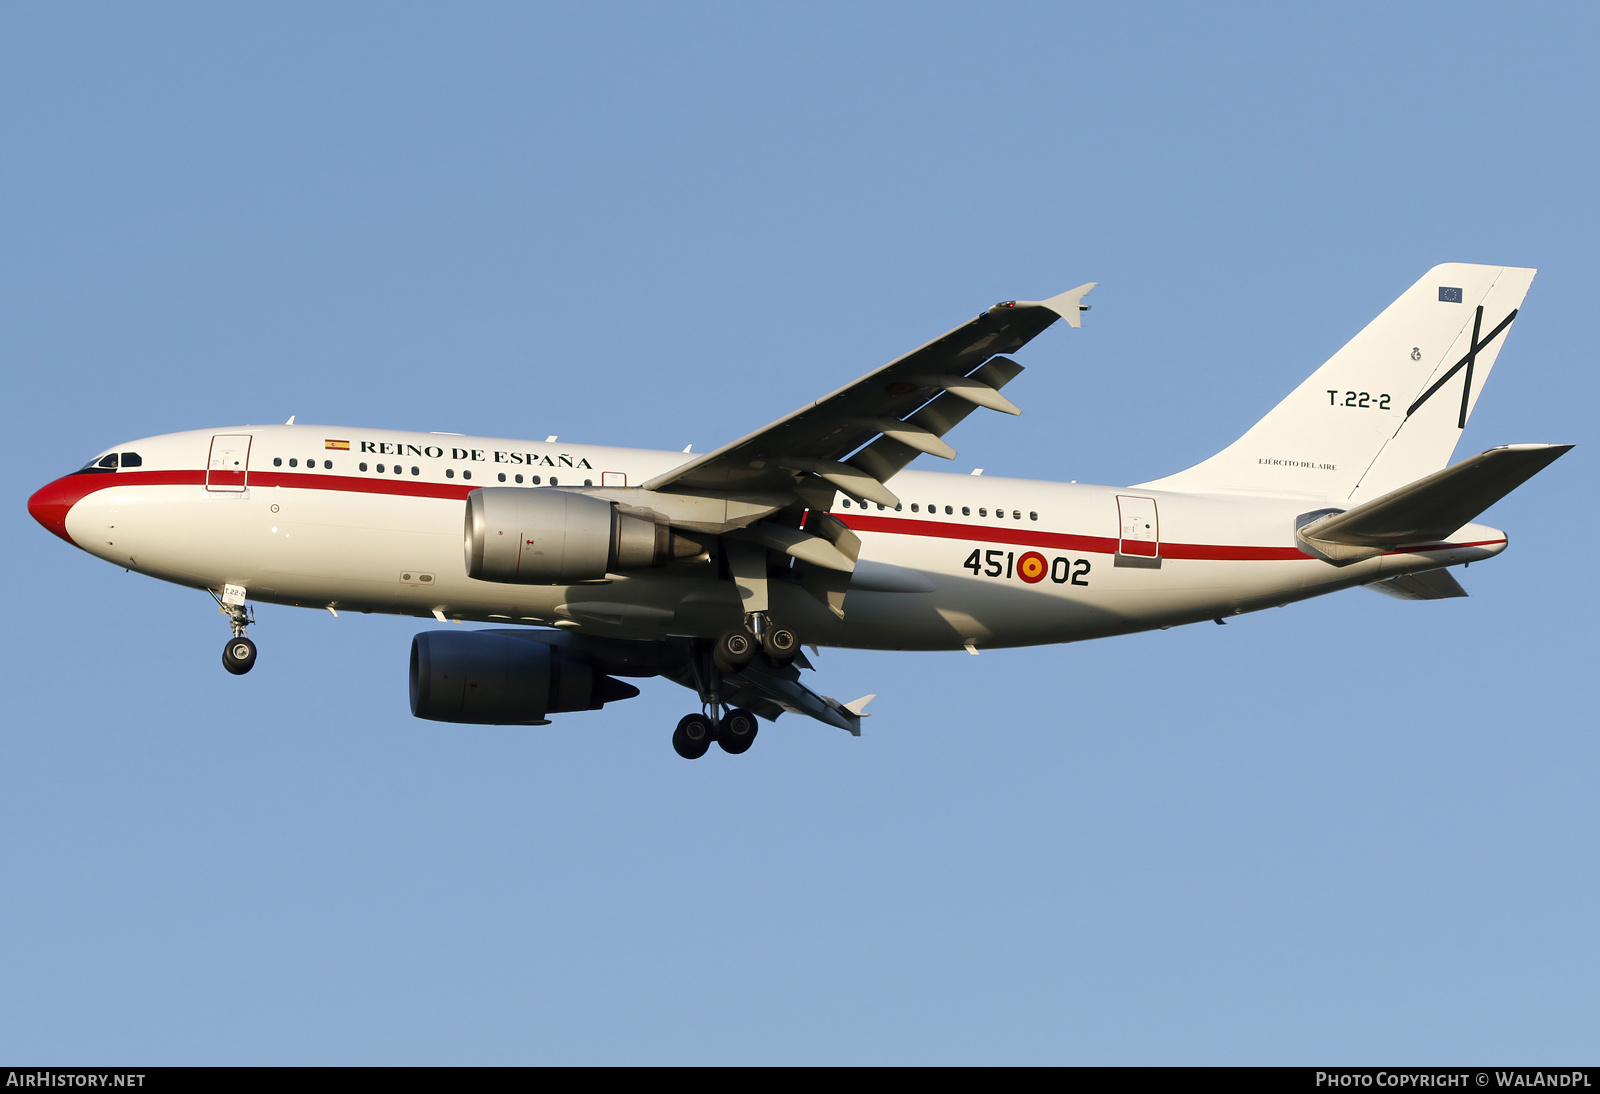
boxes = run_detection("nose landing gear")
[211,585,258,676]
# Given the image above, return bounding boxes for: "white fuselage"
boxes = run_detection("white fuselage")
[38,424,1507,650]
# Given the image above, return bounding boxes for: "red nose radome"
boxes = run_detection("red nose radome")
[28,475,96,545]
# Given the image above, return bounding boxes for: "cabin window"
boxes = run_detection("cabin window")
[359,463,368,472]
[979,508,987,517]
[910,504,919,512]
[841,498,851,508]
[394,465,403,475]
[324,460,333,470]
[550,477,559,486]
[446,469,455,479]
[530,475,540,485]
[288,458,298,468]
[995,507,1004,518]
[894,504,902,511]
[411,466,420,476]
[376,463,385,473]
[515,474,524,484]
[463,470,471,480]
[877,503,886,511]
[944,505,952,515]
[497,473,505,482]
[1029,512,1038,521]
[273,458,283,467]
[962,506,970,516]
[1013,510,1021,520]
[584,478,592,486]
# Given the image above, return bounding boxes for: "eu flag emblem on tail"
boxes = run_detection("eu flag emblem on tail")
[1438,286,1463,303]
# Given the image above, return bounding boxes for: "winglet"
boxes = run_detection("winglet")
[1036,282,1097,328]
[844,694,876,716]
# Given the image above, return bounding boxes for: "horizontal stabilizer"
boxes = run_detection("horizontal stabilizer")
[1298,443,1571,561]
[1365,568,1469,600]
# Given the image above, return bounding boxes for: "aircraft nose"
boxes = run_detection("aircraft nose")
[28,474,87,545]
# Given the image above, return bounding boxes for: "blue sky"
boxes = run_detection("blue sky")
[3,3,1596,1064]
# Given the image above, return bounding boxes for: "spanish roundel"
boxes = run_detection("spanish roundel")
[1017,551,1048,583]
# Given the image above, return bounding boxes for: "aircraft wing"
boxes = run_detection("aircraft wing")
[641,284,1095,506]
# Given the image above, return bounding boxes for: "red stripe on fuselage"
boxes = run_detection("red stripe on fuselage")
[31,469,1503,561]
[833,513,1310,561]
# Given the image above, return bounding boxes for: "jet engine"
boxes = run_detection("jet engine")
[410,629,640,724]
[464,488,701,584]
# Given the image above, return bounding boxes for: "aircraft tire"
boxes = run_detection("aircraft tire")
[222,636,258,676]
[713,629,756,673]
[672,713,714,759]
[760,625,799,664]
[717,708,759,755]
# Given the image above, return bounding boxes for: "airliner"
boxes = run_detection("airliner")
[27,263,1569,758]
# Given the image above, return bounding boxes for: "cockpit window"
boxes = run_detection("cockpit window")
[74,451,144,474]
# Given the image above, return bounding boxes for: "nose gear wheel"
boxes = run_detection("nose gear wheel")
[222,635,258,675]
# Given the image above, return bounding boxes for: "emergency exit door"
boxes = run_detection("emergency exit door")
[206,435,252,492]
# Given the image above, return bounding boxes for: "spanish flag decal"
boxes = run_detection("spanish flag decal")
[325,439,351,450]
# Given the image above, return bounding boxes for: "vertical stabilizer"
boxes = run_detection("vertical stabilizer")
[1140,264,1536,504]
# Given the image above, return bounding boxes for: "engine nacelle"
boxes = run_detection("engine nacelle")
[409,630,640,725]
[464,488,700,584]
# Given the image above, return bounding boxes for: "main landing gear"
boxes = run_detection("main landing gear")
[712,613,799,672]
[675,621,783,759]
[671,707,761,760]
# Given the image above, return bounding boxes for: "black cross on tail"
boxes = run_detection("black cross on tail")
[1405,305,1519,428]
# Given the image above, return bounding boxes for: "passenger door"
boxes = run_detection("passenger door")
[1116,495,1160,560]
[206,435,252,492]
